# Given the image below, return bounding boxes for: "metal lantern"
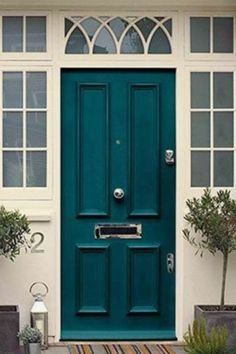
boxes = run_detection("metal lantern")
[29,282,49,349]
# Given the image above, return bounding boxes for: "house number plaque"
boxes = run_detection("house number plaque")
[31,232,45,253]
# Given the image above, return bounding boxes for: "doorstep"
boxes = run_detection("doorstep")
[42,342,185,354]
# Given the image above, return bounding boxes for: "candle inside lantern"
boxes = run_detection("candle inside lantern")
[30,282,49,349]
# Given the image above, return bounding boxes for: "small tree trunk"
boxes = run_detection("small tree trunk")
[220,252,229,311]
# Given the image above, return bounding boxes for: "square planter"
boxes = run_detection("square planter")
[24,343,41,354]
[0,305,20,354]
[195,305,236,346]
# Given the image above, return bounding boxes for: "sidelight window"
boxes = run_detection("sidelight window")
[190,71,235,187]
[1,71,48,188]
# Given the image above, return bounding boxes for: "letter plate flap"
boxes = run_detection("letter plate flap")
[95,224,142,239]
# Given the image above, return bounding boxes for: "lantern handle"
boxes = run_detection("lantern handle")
[29,282,49,298]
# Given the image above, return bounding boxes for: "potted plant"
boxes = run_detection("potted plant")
[183,189,236,345]
[0,206,31,354]
[184,316,229,354]
[18,325,42,354]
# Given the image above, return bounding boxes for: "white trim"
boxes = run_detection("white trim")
[26,210,52,221]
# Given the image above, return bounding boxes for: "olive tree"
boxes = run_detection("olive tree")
[0,206,31,261]
[183,189,236,310]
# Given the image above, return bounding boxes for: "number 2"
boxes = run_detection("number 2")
[31,232,45,253]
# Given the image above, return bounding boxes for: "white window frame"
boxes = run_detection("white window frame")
[184,12,236,61]
[0,66,52,200]
[186,67,236,190]
[0,11,52,61]
[60,11,178,62]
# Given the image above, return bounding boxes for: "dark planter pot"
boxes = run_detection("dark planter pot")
[195,305,236,346]
[23,343,41,354]
[0,305,20,354]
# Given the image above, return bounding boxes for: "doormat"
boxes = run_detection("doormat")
[68,344,176,354]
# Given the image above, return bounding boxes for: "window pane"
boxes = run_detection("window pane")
[80,17,101,38]
[93,27,116,54]
[26,151,47,187]
[191,72,210,108]
[120,27,144,54]
[26,72,46,108]
[2,16,23,52]
[214,112,233,148]
[190,17,210,53]
[108,18,128,40]
[65,18,74,36]
[191,151,210,187]
[65,27,89,54]
[191,112,210,147]
[214,151,233,187]
[3,72,23,108]
[26,16,46,52]
[136,17,156,40]
[3,151,23,187]
[213,17,233,53]
[108,17,128,40]
[3,112,23,147]
[149,27,171,54]
[163,19,172,36]
[26,112,46,147]
[213,72,233,108]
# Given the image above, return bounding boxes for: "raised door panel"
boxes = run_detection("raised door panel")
[128,84,160,217]
[76,246,110,314]
[76,84,110,217]
[127,246,160,314]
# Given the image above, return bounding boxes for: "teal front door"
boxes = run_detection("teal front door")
[61,69,176,340]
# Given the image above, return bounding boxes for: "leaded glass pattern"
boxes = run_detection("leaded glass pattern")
[64,16,173,54]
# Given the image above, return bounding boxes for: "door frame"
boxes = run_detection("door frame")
[60,66,178,340]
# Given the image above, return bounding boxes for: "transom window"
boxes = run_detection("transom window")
[1,71,47,188]
[64,16,173,54]
[190,71,235,187]
[2,16,47,53]
[190,16,234,53]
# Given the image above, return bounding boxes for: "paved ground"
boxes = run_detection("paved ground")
[43,345,185,354]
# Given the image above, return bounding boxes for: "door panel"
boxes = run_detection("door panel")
[76,246,110,314]
[128,84,160,216]
[61,69,175,340]
[77,84,109,216]
[127,246,160,314]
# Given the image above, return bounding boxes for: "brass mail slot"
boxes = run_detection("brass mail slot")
[95,224,142,239]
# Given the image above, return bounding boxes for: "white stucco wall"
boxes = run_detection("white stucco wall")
[0,214,59,342]
[0,7,235,343]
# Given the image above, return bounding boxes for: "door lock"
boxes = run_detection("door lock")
[165,150,175,165]
[113,188,125,200]
[167,253,174,273]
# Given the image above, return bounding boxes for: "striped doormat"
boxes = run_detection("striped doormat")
[68,344,176,354]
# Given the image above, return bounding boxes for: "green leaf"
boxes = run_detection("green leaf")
[0,206,31,261]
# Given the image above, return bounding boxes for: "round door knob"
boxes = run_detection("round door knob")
[113,188,125,200]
